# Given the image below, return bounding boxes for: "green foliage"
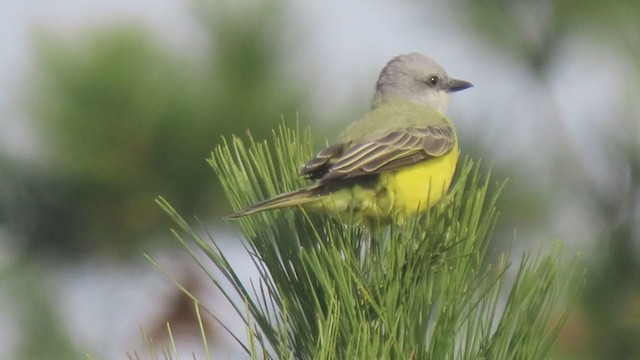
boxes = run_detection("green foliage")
[158,124,574,359]
[21,2,308,259]
[27,25,206,256]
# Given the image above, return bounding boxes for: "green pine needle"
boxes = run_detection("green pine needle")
[157,122,576,359]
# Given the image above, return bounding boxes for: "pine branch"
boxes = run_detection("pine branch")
[158,122,576,359]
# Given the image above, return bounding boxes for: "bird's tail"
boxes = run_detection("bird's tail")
[226,185,322,219]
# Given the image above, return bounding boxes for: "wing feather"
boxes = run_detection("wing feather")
[319,125,455,181]
[299,142,345,179]
[299,124,455,182]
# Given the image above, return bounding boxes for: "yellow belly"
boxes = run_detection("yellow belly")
[312,148,459,223]
[382,149,459,216]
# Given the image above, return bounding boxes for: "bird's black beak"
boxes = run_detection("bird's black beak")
[446,78,473,92]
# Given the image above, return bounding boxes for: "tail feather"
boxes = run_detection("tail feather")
[226,185,321,219]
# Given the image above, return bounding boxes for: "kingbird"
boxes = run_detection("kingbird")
[229,53,472,223]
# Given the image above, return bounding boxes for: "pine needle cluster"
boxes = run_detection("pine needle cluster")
[157,123,574,359]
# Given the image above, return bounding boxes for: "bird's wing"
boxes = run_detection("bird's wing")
[299,142,346,180]
[301,125,455,181]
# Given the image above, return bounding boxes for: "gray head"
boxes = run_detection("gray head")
[372,53,472,114]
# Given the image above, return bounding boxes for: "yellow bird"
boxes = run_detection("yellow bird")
[229,53,472,224]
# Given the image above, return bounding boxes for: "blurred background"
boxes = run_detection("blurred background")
[0,0,638,358]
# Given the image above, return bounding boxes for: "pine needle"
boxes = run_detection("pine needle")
[158,122,578,359]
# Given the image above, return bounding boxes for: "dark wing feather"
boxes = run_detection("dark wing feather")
[299,142,346,179]
[320,125,454,181]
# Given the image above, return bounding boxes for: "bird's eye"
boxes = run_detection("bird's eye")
[426,75,439,87]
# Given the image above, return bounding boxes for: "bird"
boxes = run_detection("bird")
[228,53,472,224]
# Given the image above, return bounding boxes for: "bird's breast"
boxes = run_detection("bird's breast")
[377,148,459,217]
